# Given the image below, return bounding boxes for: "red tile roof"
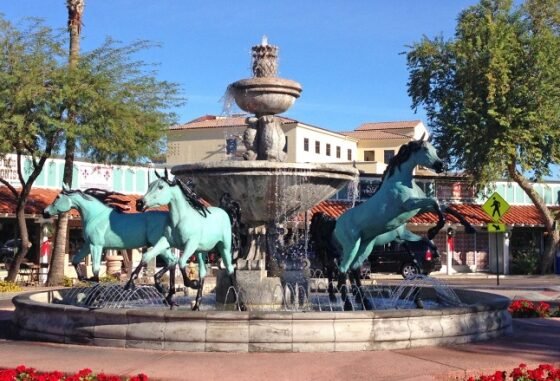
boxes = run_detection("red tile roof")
[2,186,552,228]
[307,200,551,227]
[170,115,298,130]
[341,130,413,140]
[355,120,422,131]
[0,187,161,218]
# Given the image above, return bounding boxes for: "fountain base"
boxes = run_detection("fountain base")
[13,286,512,352]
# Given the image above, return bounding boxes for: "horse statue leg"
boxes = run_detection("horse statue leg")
[71,244,90,281]
[326,261,338,303]
[89,245,102,282]
[125,238,171,291]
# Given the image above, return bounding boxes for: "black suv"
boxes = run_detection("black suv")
[368,240,442,278]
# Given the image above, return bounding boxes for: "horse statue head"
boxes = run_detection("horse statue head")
[137,169,208,217]
[43,183,78,218]
[382,133,444,181]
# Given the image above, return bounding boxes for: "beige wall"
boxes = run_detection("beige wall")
[166,123,357,165]
[167,127,246,165]
[292,125,357,163]
[357,138,409,164]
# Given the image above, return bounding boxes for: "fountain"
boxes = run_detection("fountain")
[173,36,358,309]
[11,38,512,352]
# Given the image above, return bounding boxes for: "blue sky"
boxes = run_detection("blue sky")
[2,0,482,133]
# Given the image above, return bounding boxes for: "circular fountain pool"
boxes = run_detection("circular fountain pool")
[12,281,511,352]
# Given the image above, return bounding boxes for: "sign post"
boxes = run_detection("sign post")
[481,192,510,286]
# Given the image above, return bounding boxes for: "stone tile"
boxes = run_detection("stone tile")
[163,341,206,352]
[249,342,293,352]
[126,339,164,350]
[333,318,373,342]
[292,342,334,352]
[408,315,443,339]
[92,337,126,348]
[206,319,249,343]
[164,320,206,343]
[205,342,249,352]
[292,319,334,343]
[372,317,411,341]
[249,320,292,343]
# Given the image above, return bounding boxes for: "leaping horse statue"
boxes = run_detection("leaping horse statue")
[311,134,473,310]
[43,184,179,304]
[127,170,241,310]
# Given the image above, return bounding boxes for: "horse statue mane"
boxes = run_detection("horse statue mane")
[82,188,131,213]
[156,169,209,217]
[381,138,425,182]
[58,187,131,213]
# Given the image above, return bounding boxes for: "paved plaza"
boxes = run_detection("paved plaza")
[1,276,559,381]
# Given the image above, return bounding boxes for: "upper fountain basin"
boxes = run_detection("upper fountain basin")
[172,161,358,225]
[229,77,302,116]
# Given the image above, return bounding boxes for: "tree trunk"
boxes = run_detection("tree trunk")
[508,162,559,274]
[47,214,69,285]
[6,205,31,282]
[47,0,83,286]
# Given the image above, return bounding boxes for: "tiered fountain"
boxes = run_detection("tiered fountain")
[173,36,359,308]
[12,38,512,352]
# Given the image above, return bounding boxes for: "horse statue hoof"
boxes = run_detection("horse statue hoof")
[328,293,337,303]
[343,299,353,311]
[123,281,135,291]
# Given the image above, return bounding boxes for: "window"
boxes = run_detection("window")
[364,150,375,162]
[384,150,395,164]
[284,136,288,153]
[347,149,352,161]
[326,143,331,156]
[303,138,309,152]
[315,141,320,154]
[336,146,341,159]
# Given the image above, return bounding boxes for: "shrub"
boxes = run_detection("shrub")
[510,249,539,275]
[466,363,560,381]
[508,300,559,318]
[0,281,22,293]
[0,365,148,381]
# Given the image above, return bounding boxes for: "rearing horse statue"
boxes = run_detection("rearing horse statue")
[312,135,449,310]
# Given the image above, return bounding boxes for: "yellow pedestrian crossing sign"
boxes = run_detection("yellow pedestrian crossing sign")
[482,192,510,222]
[487,223,507,233]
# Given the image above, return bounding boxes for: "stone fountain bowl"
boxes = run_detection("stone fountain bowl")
[228,77,302,115]
[172,161,358,225]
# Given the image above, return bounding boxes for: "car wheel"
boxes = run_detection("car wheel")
[401,263,419,279]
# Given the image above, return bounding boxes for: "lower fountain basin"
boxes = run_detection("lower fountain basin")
[12,288,511,352]
[172,161,359,225]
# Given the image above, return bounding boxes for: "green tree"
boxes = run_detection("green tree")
[0,16,184,283]
[0,17,68,281]
[406,0,560,273]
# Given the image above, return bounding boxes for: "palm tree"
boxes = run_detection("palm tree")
[47,0,85,286]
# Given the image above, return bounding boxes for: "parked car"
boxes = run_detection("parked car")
[368,240,442,278]
[0,238,22,266]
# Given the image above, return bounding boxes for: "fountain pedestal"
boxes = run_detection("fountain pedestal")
[216,267,284,310]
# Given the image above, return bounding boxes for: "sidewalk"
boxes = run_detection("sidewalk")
[0,278,559,381]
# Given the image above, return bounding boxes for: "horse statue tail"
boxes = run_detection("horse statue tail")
[219,193,243,260]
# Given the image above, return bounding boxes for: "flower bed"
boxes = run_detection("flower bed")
[0,365,148,381]
[466,363,560,381]
[508,300,560,318]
